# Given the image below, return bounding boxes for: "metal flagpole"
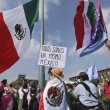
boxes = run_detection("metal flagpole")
[38,0,45,91]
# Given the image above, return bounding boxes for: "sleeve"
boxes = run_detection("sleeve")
[73,84,81,97]
[29,87,31,91]
[71,90,74,97]
[101,90,108,102]
[4,94,11,103]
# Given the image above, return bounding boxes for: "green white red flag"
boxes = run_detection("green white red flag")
[0,0,39,73]
[39,78,72,110]
[74,0,97,50]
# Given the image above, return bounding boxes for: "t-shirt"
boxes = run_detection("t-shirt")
[18,87,28,99]
[27,91,40,106]
[1,94,11,110]
[7,94,17,110]
[104,85,110,98]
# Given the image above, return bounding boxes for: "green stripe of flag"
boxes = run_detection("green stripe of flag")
[23,0,39,36]
[87,1,97,32]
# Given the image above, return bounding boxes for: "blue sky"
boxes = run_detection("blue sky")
[0,0,110,83]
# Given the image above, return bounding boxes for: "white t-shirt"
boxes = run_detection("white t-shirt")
[18,87,28,99]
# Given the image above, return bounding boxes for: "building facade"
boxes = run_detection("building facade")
[69,67,110,83]
[10,74,38,92]
[98,67,110,83]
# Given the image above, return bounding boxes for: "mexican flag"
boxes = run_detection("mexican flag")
[0,0,39,73]
[74,0,97,50]
[39,78,72,110]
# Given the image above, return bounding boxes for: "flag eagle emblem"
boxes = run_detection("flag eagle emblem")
[14,24,26,40]
[45,86,63,107]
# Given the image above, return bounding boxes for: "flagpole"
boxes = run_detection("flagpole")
[38,0,45,91]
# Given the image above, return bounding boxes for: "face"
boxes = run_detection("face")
[66,86,70,90]
[31,87,36,93]
[80,77,83,82]
[105,80,108,86]
[35,82,37,85]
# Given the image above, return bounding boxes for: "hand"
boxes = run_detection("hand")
[73,87,75,90]
[21,85,23,88]
[30,82,33,85]
[105,40,110,47]
[5,84,9,87]
[27,79,29,83]
[23,80,25,84]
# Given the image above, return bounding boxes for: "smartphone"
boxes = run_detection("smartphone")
[3,79,7,86]
[10,84,12,87]
[24,79,27,82]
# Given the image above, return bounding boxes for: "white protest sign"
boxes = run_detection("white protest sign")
[38,45,67,68]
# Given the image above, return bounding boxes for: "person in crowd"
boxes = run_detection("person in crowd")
[66,83,76,109]
[27,84,40,110]
[101,79,110,109]
[6,89,18,110]
[0,83,14,110]
[66,83,73,94]
[91,79,108,110]
[29,81,40,93]
[39,67,73,110]
[18,80,29,110]
[73,72,99,110]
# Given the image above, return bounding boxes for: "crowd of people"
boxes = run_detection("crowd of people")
[0,67,110,110]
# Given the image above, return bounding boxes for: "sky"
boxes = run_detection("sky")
[0,0,110,84]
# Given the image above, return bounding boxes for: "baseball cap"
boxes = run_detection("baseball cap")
[0,83,5,92]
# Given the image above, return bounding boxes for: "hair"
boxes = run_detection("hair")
[107,81,110,86]
[31,84,36,93]
[23,83,28,89]
[73,83,78,87]
[80,75,89,81]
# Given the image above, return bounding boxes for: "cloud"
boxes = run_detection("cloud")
[52,0,60,5]
[47,34,62,43]
[0,1,9,12]
[46,34,62,46]
[23,38,40,59]
[39,0,60,20]
[64,70,85,80]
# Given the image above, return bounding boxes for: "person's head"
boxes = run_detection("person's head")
[91,79,98,87]
[94,78,99,84]
[66,83,72,90]
[106,79,110,87]
[23,83,28,89]
[31,84,36,94]
[0,83,5,97]
[78,72,89,82]
[34,82,37,85]
[51,67,64,79]
[73,83,78,87]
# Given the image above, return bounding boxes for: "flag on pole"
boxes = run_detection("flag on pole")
[80,0,108,57]
[85,63,99,81]
[39,79,72,110]
[0,0,39,73]
[74,0,97,50]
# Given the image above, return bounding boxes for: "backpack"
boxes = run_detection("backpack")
[28,93,39,110]
[12,95,18,110]
[22,89,29,109]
